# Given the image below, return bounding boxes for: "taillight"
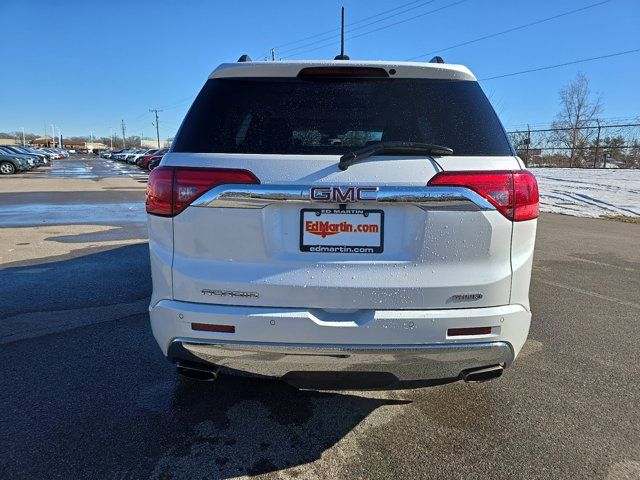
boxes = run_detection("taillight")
[427,170,539,221]
[146,167,260,217]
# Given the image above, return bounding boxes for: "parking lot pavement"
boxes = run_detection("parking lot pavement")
[1,158,639,479]
[0,156,147,265]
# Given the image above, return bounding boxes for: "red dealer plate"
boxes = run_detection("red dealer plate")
[300,209,384,254]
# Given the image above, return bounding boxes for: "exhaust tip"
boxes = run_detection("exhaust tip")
[176,363,219,382]
[461,365,504,383]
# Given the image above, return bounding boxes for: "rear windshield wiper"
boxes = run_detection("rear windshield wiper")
[339,141,453,171]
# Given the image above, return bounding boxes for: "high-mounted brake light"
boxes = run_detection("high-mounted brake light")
[428,170,539,221]
[297,66,390,80]
[146,167,260,217]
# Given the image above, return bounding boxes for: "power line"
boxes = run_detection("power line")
[479,48,640,81]
[158,96,193,110]
[506,115,640,130]
[406,0,611,60]
[507,122,640,134]
[283,0,469,59]
[278,0,438,56]
[264,0,427,55]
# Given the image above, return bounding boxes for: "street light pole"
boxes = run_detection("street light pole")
[51,124,56,148]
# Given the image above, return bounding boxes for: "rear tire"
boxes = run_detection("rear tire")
[0,161,16,175]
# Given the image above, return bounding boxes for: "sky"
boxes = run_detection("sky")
[0,0,638,139]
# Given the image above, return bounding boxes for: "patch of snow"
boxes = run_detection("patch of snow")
[529,168,640,218]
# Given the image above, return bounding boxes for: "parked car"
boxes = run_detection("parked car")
[145,151,166,171]
[138,148,167,169]
[3,146,45,163]
[136,149,159,167]
[145,58,540,387]
[0,154,32,174]
[113,149,134,161]
[0,146,46,166]
[53,148,70,158]
[129,149,155,164]
[24,146,55,161]
[104,149,123,159]
[124,149,147,163]
[41,148,63,159]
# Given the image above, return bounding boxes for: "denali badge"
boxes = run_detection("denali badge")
[310,186,378,203]
[447,293,483,303]
[202,289,259,298]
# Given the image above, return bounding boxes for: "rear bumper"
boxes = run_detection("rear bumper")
[150,300,530,383]
[169,338,513,383]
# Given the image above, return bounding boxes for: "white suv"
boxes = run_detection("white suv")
[146,59,539,387]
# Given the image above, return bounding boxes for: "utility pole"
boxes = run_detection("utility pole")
[109,128,113,150]
[51,124,56,148]
[21,127,25,146]
[121,119,126,148]
[593,119,601,168]
[524,124,531,167]
[149,109,162,149]
[270,48,276,61]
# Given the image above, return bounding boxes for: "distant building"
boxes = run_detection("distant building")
[0,138,19,146]
[141,139,171,149]
[85,142,108,151]
[30,136,56,147]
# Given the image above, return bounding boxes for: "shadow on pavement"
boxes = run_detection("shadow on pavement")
[0,244,410,479]
[0,243,151,319]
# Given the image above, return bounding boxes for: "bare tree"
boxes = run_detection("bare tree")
[550,73,603,167]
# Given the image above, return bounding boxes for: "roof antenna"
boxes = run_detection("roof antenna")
[334,6,350,60]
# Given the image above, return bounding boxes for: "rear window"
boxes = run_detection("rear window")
[172,77,513,156]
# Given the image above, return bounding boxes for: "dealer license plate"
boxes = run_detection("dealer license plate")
[300,209,384,254]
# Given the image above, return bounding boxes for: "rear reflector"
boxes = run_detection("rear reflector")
[428,170,539,221]
[146,166,260,217]
[191,323,235,333]
[448,327,492,336]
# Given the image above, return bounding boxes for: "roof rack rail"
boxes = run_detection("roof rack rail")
[429,56,445,64]
[237,54,252,62]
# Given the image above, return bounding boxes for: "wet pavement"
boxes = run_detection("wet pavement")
[1,158,639,479]
[0,156,148,265]
[1,157,147,227]
[0,201,146,227]
[25,157,149,181]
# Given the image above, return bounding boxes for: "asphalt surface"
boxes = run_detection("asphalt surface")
[1,157,639,479]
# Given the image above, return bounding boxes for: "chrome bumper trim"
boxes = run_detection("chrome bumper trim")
[191,184,495,211]
[168,338,514,383]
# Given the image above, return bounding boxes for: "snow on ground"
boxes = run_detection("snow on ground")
[529,168,640,218]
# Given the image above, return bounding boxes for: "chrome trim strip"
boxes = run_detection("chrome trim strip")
[172,337,512,356]
[191,184,495,211]
[167,338,514,382]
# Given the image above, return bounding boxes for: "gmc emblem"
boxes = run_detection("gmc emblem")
[309,186,378,203]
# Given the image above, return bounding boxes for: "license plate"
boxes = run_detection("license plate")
[300,209,384,253]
